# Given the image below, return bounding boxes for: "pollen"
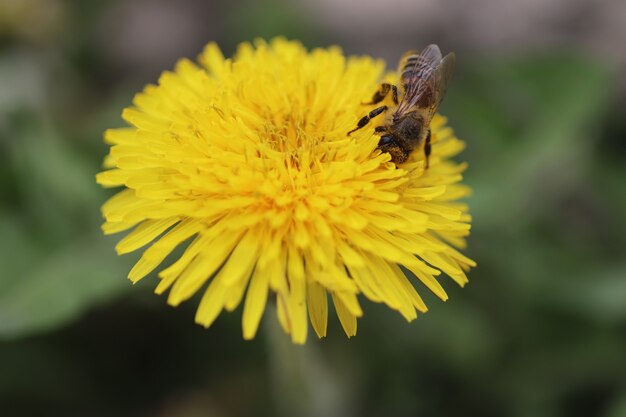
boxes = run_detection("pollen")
[96,38,475,344]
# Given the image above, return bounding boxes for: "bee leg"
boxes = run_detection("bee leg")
[374,126,387,134]
[347,106,387,136]
[363,84,399,105]
[424,128,432,169]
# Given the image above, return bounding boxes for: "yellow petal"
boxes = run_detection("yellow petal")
[332,293,357,337]
[242,265,270,340]
[128,219,203,283]
[115,217,180,255]
[307,281,328,339]
[168,229,244,305]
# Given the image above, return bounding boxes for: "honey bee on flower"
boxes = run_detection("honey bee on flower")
[348,44,456,168]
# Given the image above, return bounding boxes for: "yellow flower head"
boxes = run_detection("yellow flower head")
[96,38,475,344]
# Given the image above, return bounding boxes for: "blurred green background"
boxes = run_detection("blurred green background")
[1,0,625,416]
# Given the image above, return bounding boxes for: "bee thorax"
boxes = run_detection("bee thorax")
[393,113,424,149]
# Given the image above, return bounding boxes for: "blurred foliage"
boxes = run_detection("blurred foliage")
[0,110,134,339]
[1,0,626,416]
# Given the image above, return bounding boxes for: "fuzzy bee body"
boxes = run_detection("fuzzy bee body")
[348,45,456,167]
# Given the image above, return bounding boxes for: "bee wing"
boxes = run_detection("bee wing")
[397,44,441,72]
[429,51,456,117]
[397,47,456,116]
[418,44,443,65]
[397,45,444,114]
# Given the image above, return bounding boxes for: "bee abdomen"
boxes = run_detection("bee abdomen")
[400,55,433,87]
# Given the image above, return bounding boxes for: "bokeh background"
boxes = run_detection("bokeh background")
[1,0,625,416]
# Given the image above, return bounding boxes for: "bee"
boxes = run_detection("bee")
[347,44,456,168]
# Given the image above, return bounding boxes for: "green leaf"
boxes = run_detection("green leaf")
[450,55,615,229]
[0,211,43,293]
[7,112,103,241]
[554,266,626,323]
[607,392,626,417]
[0,234,134,340]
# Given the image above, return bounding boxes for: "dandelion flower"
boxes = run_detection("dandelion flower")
[96,38,475,344]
